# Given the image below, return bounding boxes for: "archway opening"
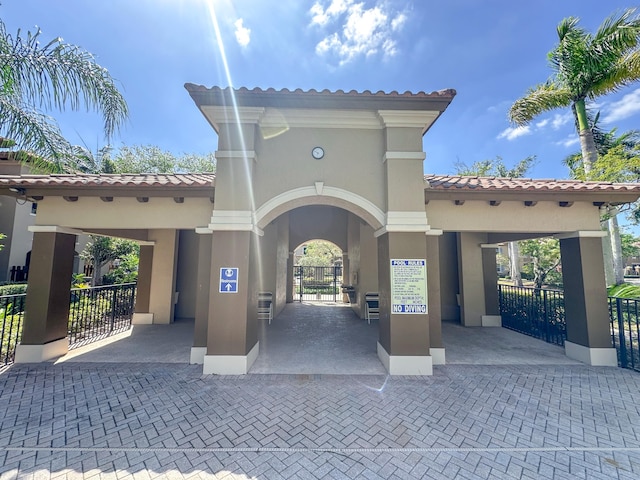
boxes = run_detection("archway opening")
[294,239,343,303]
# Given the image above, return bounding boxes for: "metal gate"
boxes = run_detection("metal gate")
[294,265,342,302]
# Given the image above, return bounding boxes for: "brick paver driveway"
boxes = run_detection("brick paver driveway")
[1,362,640,479]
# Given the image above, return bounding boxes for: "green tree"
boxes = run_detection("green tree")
[107,144,216,174]
[509,8,640,176]
[620,232,640,260]
[80,236,139,286]
[520,238,562,289]
[297,240,342,267]
[0,20,128,171]
[454,156,536,286]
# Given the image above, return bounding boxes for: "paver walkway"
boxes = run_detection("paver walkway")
[1,304,639,479]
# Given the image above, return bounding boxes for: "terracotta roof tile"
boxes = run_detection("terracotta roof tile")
[424,175,640,193]
[0,173,216,188]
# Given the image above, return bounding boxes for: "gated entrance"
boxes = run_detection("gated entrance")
[294,265,342,303]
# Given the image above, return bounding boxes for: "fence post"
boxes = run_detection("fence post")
[542,289,550,343]
[616,297,627,368]
[110,289,117,333]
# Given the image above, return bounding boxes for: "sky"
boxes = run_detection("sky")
[2,0,640,180]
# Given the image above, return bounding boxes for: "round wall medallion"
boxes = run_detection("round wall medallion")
[312,147,324,159]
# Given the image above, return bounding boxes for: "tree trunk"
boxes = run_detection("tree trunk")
[575,99,598,177]
[508,241,523,286]
[608,207,625,285]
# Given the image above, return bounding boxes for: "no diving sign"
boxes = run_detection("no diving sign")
[390,259,427,314]
[219,267,239,293]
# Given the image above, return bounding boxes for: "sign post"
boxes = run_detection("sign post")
[390,259,427,314]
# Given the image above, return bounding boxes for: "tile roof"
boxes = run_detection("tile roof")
[424,175,640,193]
[0,173,215,188]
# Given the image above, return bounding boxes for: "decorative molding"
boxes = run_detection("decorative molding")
[202,106,265,125]
[132,313,154,325]
[314,181,324,195]
[28,225,83,235]
[190,347,206,365]
[374,211,435,237]
[559,201,574,208]
[209,210,264,236]
[489,200,501,206]
[63,196,78,202]
[377,110,439,132]
[260,108,381,130]
[377,342,433,375]
[100,196,114,202]
[214,150,257,161]
[430,348,445,365]
[382,151,426,162]
[195,227,213,235]
[254,185,386,230]
[136,197,149,203]
[480,243,502,249]
[524,201,538,207]
[555,231,607,240]
[564,341,617,366]
[481,315,502,327]
[202,342,259,375]
[15,338,68,363]
[424,228,443,236]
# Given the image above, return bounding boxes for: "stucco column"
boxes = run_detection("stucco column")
[560,234,617,366]
[146,229,179,324]
[203,230,259,374]
[377,232,431,375]
[481,243,501,326]
[15,230,76,362]
[191,230,212,364]
[286,251,294,303]
[426,234,444,364]
[132,244,153,324]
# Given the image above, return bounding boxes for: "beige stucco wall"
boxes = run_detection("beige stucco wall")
[35,197,213,230]
[426,200,602,233]
[148,229,179,324]
[254,127,386,213]
[358,223,378,316]
[457,232,488,327]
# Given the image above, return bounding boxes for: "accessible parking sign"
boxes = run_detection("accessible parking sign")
[390,259,427,314]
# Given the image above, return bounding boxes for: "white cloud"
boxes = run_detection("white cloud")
[497,126,531,141]
[555,135,579,148]
[310,1,407,64]
[535,118,550,128]
[234,18,251,48]
[602,88,640,123]
[551,111,572,130]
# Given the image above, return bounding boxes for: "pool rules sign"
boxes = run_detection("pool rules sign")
[390,259,428,314]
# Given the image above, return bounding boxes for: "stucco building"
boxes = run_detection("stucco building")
[2,86,639,375]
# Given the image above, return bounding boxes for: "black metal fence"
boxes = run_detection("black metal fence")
[498,285,566,346]
[0,293,26,365]
[68,283,136,348]
[498,284,640,372]
[0,283,136,365]
[294,265,342,302]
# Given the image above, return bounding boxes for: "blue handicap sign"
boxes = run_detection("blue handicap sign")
[219,267,239,293]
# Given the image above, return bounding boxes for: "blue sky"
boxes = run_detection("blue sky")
[3,0,640,179]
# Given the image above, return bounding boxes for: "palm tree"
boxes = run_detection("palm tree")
[509,8,640,176]
[0,19,128,171]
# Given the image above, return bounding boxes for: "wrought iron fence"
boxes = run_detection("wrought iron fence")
[0,283,136,365]
[609,297,640,371]
[294,265,342,302]
[0,293,26,365]
[68,283,137,348]
[498,284,640,372]
[498,285,566,346]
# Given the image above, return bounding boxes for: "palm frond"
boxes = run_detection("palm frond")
[508,83,572,125]
[0,95,73,172]
[0,19,128,138]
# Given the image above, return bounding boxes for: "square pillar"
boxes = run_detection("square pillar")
[147,229,179,324]
[377,232,431,375]
[426,234,444,365]
[560,235,617,366]
[191,230,212,364]
[481,244,501,326]
[15,230,76,362]
[132,244,153,324]
[203,230,259,374]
